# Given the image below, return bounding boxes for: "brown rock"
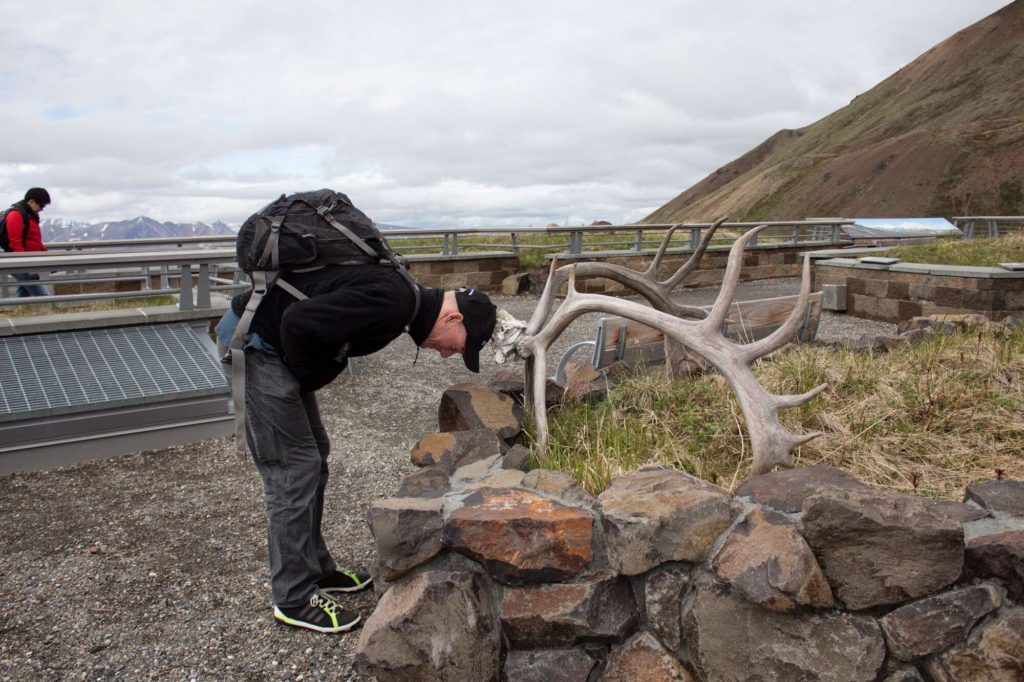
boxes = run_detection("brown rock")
[684,581,885,682]
[923,606,1024,681]
[502,649,597,682]
[598,468,736,575]
[965,529,1024,599]
[354,569,500,682]
[881,665,926,682]
[409,429,503,472]
[603,632,694,682]
[438,383,524,442]
[501,573,637,647]
[502,272,532,295]
[395,466,451,498]
[802,487,964,610]
[712,507,833,611]
[879,583,1005,661]
[443,487,594,584]
[735,464,869,514]
[366,498,444,581]
[964,479,1024,516]
[640,563,690,652]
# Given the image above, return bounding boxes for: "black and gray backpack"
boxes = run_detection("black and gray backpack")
[229,189,420,454]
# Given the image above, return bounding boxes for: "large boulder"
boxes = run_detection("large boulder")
[879,583,1005,661]
[964,529,1024,600]
[598,468,736,575]
[409,429,503,472]
[734,464,869,513]
[802,487,964,610]
[443,486,595,584]
[602,631,694,682]
[683,582,886,682]
[639,563,691,653]
[395,466,451,498]
[354,568,500,682]
[502,649,598,682]
[366,497,444,581]
[438,383,523,442]
[712,507,833,611]
[964,479,1024,516]
[922,606,1024,681]
[500,573,637,648]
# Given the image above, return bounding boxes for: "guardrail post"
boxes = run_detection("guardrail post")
[452,233,459,256]
[197,263,211,308]
[689,227,700,250]
[179,264,194,310]
[831,225,841,243]
[567,230,581,255]
[791,225,799,243]
[633,229,643,252]
[511,233,520,255]
[442,233,451,255]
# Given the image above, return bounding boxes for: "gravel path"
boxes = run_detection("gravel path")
[0,279,894,680]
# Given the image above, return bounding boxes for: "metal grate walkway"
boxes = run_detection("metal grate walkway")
[0,323,228,421]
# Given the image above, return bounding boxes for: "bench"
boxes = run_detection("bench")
[554,292,823,381]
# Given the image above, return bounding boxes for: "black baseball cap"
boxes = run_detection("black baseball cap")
[455,288,497,373]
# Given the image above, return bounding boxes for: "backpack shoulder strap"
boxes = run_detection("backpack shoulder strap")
[300,194,380,260]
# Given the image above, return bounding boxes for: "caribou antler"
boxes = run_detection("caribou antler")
[517,224,825,475]
[525,217,728,336]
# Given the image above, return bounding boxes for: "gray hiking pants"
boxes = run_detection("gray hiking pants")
[244,350,337,608]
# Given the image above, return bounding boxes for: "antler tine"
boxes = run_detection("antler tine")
[702,223,769,332]
[774,383,828,410]
[526,256,564,335]
[645,223,684,275]
[531,347,550,452]
[741,253,813,362]
[664,216,728,288]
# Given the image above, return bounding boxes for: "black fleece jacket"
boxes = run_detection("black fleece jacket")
[231,264,442,392]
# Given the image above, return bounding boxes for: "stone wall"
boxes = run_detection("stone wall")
[354,382,1024,681]
[814,258,1024,324]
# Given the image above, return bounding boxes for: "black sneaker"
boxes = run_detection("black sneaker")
[274,591,361,633]
[319,568,373,594]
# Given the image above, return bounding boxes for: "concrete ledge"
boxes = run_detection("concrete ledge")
[0,302,228,337]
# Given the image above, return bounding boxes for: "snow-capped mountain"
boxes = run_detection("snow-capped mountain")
[41,216,236,243]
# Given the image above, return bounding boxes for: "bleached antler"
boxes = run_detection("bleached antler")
[518,224,825,475]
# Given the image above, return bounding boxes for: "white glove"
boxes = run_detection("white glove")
[492,309,528,364]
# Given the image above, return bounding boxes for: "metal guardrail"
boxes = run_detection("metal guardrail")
[1,221,853,311]
[953,216,1024,239]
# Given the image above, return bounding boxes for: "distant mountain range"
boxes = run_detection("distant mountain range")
[646,1,1024,223]
[41,217,413,243]
[41,216,236,243]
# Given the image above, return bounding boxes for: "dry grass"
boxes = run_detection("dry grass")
[0,295,176,318]
[885,233,1024,266]
[532,325,1024,499]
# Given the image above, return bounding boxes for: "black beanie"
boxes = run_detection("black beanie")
[25,188,51,206]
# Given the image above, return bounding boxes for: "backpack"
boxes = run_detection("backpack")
[228,189,420,456]
[0,204,31,252]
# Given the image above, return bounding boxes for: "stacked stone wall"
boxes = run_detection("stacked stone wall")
[814,259,1024,324]
[355,382,1024,681]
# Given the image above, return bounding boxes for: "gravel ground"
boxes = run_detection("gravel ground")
[0,279,894,681]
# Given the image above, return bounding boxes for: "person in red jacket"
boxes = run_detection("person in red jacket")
[4,187,51,297]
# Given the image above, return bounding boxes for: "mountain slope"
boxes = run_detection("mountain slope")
[646,1,1024,223]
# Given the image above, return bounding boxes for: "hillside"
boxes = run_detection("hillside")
[646,1,1024,223]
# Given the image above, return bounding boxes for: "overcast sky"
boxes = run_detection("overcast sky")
[0,1,1009,228]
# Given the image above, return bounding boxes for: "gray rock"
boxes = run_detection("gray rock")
[639,563,690,652]
[450,453,504,490]
[602,631,694,682]
[802,487,964,610]
[502,444,533,472]
[409,429,504,473]
[395,466,451,498]
[501,572,637,648]
[683,581,885,682]
[712,507,833,611]
[735,464,869,514]
[923,606,1024,681]
[964,480,1024,516]
[598,468,736,575]
[366,497,444,581]
[487,370,565,407]
[964,529,1024,600]
[920,498,990,523]
[354,568,500,682]
[502,649,597,682]
[523,468,597,508]
[879,583,1005,661]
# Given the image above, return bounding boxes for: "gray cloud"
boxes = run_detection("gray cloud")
[0,0,1008,226]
